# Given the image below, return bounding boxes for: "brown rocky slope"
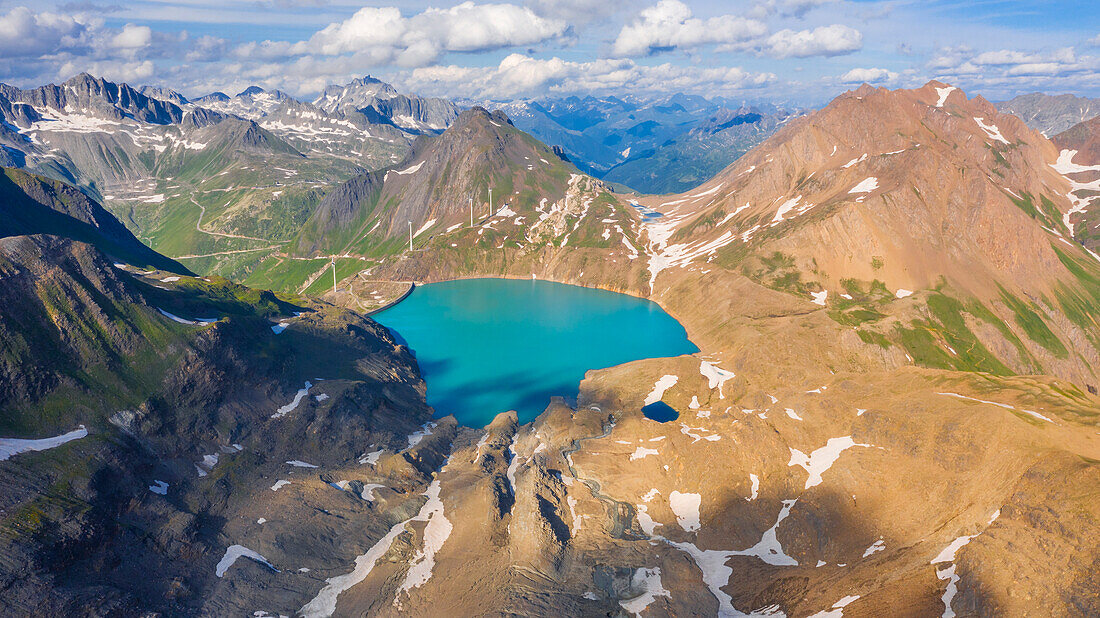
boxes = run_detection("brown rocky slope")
[304,82,1100,617]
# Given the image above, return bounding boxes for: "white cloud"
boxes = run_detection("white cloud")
[526,0,626,23]
[280,2,567,67]
[972,49,1041,66]
[57,59,155,83]
[840,67,897,84]
[185,34,230,63]
[752,0,836,19]
[111,24,151,49]
[930,45,1093,80]
[395,52,774,100]
[0,6,90,57]
[765,24,862,58]
[611,0,767,57]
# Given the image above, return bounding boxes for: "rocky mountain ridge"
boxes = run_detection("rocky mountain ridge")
[312,75,460,133]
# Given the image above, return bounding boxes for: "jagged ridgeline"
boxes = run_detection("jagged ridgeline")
[0,74,458,289]
[294,108,579,255]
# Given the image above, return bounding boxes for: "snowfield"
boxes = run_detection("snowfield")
[0,426,88,461]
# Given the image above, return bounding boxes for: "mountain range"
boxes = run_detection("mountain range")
[1,74,1099,617]
[995,92,1100,136]
[495,94,800,193]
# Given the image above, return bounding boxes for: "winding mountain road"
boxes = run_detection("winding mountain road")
[191,195,284,243]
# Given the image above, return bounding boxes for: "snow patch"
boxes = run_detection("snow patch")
[669,491,702,532]
[699,361,735,398]
[747,474,759,501]
[301,480,447,617]
[360,449,384,465]
[394,480,452,605]
[216,545,278,578]
[271,382,312,419]
[404,422,437,450]
[862,538,885,557]
[848,177,879,194]
[974,117,1010,145]
[937,392,1055,424]
[808,594,861,618]
[360,483,385,501]
[619,567,670,616]
[788,436,871,489]
[680,424,721,443]
[935,86,956,107]
[384,161,423,181]
[843,154,867,168]
[413,219,436,238]
[506,434,521,497]
[157,309,215,326]
[644,375,678,406]
[0,426,87,461]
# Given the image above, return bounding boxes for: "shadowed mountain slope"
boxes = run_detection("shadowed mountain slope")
[0,167,188,274]
[0,179,448,614]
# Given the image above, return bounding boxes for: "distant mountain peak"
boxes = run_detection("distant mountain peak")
[459,106,513,128]
[997,91,1100,136]
[237,85,266,97]
[312,76,460,134]
[195,91,229,103]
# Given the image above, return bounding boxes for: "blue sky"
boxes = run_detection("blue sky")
[1,0,1098,105]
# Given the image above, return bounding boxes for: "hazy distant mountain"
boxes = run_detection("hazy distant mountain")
[136,84,190,107]
[312,75,461,134]
[995,92,1100,136]
[492,94,800,193]
[193,85,294,119]
[603,106,796,194]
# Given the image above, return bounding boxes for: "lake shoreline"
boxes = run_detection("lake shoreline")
[364,281,416,316]
[370,278,697,428]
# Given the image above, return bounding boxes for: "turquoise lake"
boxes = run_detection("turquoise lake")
[372,278,698,427]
